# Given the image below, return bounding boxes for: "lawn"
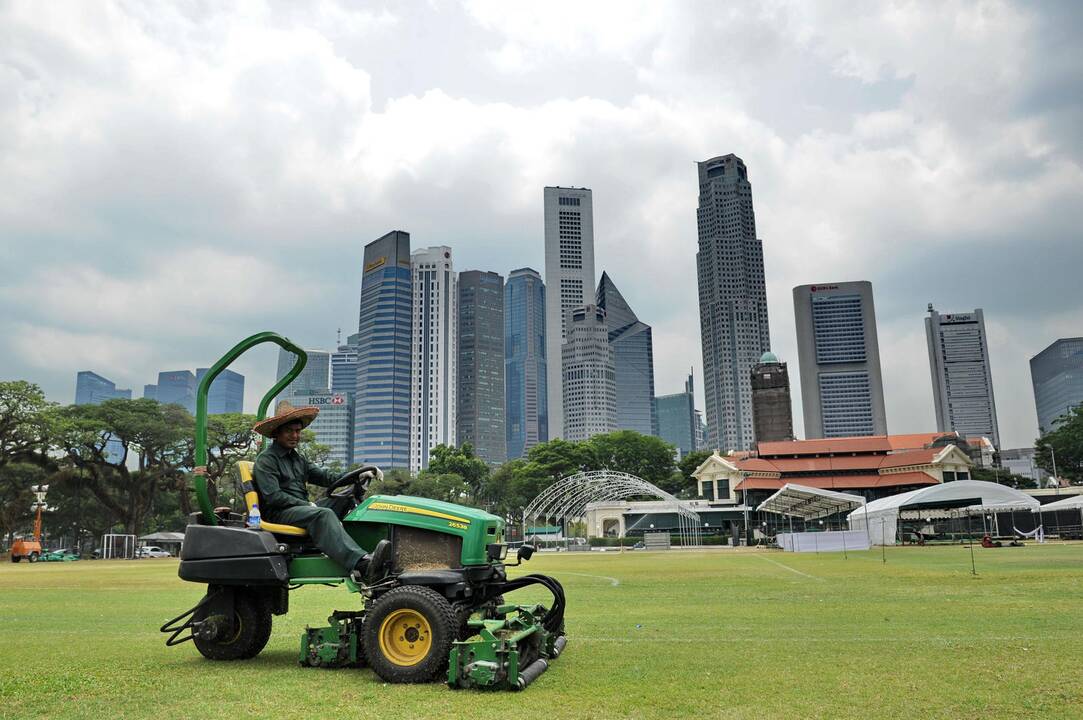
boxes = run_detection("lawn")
[2,544,1083,720]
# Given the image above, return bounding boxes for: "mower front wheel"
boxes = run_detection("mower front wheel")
[363,586,457,683]
[193,589,272,661]
[27,552,39,563]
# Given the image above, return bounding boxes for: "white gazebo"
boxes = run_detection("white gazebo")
[758,484,869,553]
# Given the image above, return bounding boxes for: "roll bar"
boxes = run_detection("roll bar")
[193,332,307,525]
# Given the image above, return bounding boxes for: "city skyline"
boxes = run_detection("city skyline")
[5,4,1079,451]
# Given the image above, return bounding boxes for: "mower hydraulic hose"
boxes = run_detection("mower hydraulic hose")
[497,573,566,633]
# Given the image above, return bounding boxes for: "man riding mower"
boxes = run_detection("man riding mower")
[161,332,567,690]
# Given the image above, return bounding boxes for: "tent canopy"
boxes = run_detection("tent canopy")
[1037,494,1083,512]
[757,483,865,520]
[848,480,1039,522]
[138,532,185,543]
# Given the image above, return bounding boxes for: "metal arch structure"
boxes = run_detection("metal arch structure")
[523,470,702,547]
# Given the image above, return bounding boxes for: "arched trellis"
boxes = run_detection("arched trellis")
[523,470,702,548]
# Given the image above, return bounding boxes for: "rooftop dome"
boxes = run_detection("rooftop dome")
[759,351,779,364]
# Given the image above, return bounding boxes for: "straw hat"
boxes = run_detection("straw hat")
[252,400,319,438]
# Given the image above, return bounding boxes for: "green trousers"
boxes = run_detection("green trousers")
[269,501,366,571]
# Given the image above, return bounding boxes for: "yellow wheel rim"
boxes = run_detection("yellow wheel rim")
[378,609,432,666]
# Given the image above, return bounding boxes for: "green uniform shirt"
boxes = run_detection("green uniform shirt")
[252,441,333,513]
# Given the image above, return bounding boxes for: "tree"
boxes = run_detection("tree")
[409,472,471,504]
[0,462,42,545]
[586,430,677,487]
[427,443,489,498]
[366,468,412,498]
[524,438,595,484]
[1036,405,1083,483]
[187,413,260,511]
[49,398,192,535]
[0,381,55,468]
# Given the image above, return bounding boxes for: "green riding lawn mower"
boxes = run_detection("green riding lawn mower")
[161,333,566,690]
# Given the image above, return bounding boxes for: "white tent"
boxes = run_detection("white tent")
[1036,495,1083,512]
[757,483,865,520]
[848,480,1039,545]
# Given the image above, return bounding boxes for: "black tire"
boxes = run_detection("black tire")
[363,586,457,683]
[192,589,272,661]
[28,552,39,563]
[11,556,20,563]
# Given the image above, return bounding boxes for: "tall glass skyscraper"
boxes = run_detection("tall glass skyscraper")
[410,246,457,473]
[695,155,770,452]
[156,370,197,414]
[276,348,330,398]
[76,371,131,405]
[562,304,616,442]
[925,306,1000,447]
[505,268,548,460]
[544,186,595,439]
[596,272,656,436]
[195,367,244,414]
[793,281,887,438]
[457,270,506,465]
[656,373,696,459]
[354,231,413,470]
[1030,337,1083,435]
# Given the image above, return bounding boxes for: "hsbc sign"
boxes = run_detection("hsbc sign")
[301,394,347,406]
[809,285,840,292]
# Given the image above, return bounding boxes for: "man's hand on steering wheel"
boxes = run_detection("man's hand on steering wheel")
[324,465,383,501]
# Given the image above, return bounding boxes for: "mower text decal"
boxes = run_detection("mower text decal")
[368,501,471,526]
[447,521,468,530]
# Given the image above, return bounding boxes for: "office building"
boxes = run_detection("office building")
[331,332,361,396]
[1030,337,1083,435]
[562,304,616,442]
[75,371,131,405]
[156,370,197,414]
[74,371,130,463]
[505,268,548,460]
[656,373,696,459]
[695,154,770,452]
[544,186,596,439]
[457,270,506,465]
[410,246,457,472]
[925,305,1000,448]
[281,389,353,470]
[750,352,793,443]
[195,368,244,414]
[999,447,1044,483]
[596,272,657,436]
[793,281,888,438]
[354,231,413,470]
[276,348,330,398]
[143,384,157,401]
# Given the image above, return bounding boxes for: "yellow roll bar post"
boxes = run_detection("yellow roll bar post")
[193,332,307,525]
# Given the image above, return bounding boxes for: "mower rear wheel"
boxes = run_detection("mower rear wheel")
[193,589,272,661]
[28,552,39,563]
[363,586,457,683]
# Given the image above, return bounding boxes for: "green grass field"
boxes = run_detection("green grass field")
[3,544,1083,720]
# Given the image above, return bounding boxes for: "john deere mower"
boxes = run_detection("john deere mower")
[161,332,566,690]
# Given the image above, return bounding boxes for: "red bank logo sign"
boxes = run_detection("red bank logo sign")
[809,285,840,292]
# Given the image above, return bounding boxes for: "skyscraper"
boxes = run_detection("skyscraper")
[925,305,1000,447]
[596,272,656,436]
[282,389,353,469]
[505,268,548,460]
[544,186,596,439]
[410,246,457,472]
[750,352,794,443]
[276,348,330,398]
[562,304,615,442]
[75,371,131,405]
[1030,337,1083,435]
[695,155,770,452]
[793,282,887,438]
[156,370,196,414]
[331,332,361,396]
[74,371,130,463]
[655,373,696,459]
[195,368,244,414]
[457,270,506,465]
[354,231,413,470]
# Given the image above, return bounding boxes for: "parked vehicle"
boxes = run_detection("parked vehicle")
[42,548,80,562]
[136,546,172,558]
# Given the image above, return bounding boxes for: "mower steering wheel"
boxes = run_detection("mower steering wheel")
[324,465,382,499]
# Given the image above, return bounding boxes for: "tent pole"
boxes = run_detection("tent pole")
[968,513,977,576]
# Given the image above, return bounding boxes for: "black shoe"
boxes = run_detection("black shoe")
[353,539,392,583]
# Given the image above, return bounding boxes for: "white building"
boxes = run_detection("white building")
[925,305,1000,448]
[544,186,596,439]
[410,246,457,473]
[562,304,615,442]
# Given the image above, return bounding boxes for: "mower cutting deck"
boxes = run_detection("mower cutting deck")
[160,332,566,690]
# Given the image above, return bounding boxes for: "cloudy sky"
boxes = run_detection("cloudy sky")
[2,1,1080,449]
